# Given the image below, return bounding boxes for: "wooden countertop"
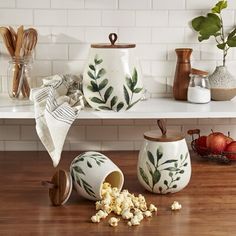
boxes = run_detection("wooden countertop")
[1,151,236,236]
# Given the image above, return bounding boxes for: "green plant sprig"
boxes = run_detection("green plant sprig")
[191,0,236,66]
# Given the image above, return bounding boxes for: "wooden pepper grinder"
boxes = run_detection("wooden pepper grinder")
[173,48,193,100]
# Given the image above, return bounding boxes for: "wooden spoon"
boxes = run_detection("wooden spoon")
[0,27,15,57]
[9,26,17,49]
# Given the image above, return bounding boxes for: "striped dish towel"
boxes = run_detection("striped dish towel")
[30,74,84,167]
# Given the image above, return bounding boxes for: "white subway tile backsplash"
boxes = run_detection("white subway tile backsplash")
[169,10,202,27]
[118,126,149,140]
[119,0,151,9]
[136,44,167,60]
[102,10,135,26]
[152,28,185,43]
[0,0,235,151]
[153,0,185,9]
[0,9,33,25]
[5,141,37,151]
[32,61,52,76]
[68,10,101,26]
[53,60,85,75]
[136,11,168,27]
[36,44,68,60]
[0,141,4,150]
[51,27,85,43]
[119,28,151,43]
[85,27,118,43]
[101,141,134,151]
[69,44,90,60]
[0,126,20,140]
[151,61,175,77]
[34,10,67,26]
[21,126,39,140]
[16,0,50,8]
[67,126,86,141]
[186,0,215,10]
[70,141,101,151]
[0,0,15,8]
[51,0,84,9]
[87,126,117,140]
[85,0,117,9]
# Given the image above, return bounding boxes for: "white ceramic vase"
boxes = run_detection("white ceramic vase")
[137,120,191,194]
[209,66,236,101]
[70,151,124,201]
[83,33,143,112]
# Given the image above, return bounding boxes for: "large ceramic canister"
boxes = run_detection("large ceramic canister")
[83,33,143,112]
[137,120,191,194]
[70,151,124,201]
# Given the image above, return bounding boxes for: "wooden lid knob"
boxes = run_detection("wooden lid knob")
[42,169,72,206]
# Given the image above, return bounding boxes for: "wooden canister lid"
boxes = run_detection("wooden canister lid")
[91,33,136,49]
[42,169,72,206]
[144,120,184,142]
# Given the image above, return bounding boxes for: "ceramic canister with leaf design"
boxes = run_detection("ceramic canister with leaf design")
[83,33,143,112]
[70,151,124,201]
[137,120,191,194]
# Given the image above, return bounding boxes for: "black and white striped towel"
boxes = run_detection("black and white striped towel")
[30,74,84,167]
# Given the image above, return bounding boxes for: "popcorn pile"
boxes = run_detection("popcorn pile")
[91,182,158,227]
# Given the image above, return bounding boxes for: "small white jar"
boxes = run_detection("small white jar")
[70,151,124,201]
[187,74,211,104]
[137,120,191,194]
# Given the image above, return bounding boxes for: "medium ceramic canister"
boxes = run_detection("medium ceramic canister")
[138,120,191,194]
[83,33,143,112]
[70,151,124,201]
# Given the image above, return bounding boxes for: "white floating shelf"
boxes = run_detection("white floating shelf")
[0,94,236,119]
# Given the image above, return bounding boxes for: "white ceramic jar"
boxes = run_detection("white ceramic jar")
[70,151,124,201]
[83,33,143,112]
[137,120,191,194]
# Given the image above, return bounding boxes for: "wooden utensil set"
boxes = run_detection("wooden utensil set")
[0,25,38,98]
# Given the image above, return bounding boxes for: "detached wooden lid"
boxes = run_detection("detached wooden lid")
[42,169,72,206]
[144,120,184,142]
[91,33,136,49]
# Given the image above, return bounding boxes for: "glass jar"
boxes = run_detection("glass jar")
[7,57,32,99]
[187,74,211,104]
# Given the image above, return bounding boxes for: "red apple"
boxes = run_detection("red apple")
[225,141,236,160]
[206,132,227,154]
[195,136,208,155]
[225,132,234,145]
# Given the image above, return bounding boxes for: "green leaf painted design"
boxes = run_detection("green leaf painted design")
[87,85,96,92]
[87,161,92,168]
[116,102,124,112]
[161,159,178,165]
[90,81,99,91]
[87,71,96,80]
[98,106,112,110]
[133,88,143,93]
[89,64,95,71]
[110,96,118,108]
[152,169,161,187]
[90,97,105,104]
[125,77,133,90]
[123,85,130,105]
[97,68,106,78]
[94,56,103,65]
[99,79,108,90]
[139,167,150,187]
[104,86,113,102]
[126,98,141,110]
[147,151,155,166]
[142,147,189,193]
[73,166,85,175]
[132,68,138,87]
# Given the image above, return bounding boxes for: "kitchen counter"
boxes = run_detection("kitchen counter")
[1,151,236,236]
[0,94,236,119]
